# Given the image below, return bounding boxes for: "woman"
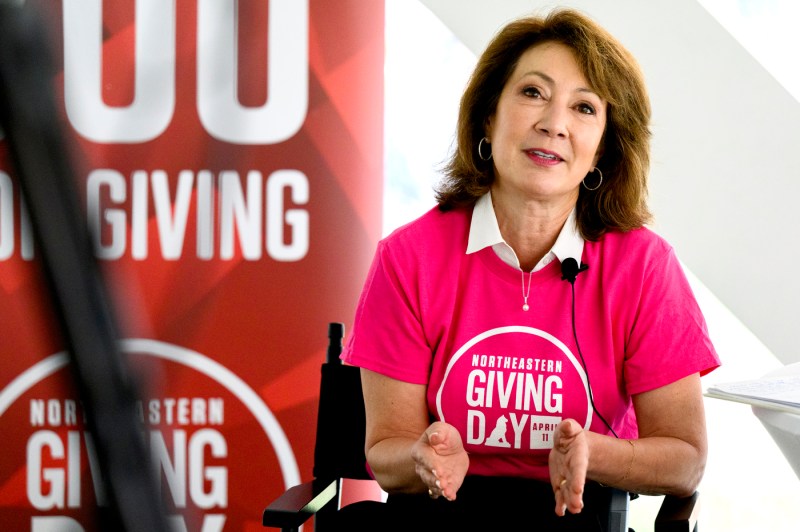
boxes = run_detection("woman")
[342,8,719,530]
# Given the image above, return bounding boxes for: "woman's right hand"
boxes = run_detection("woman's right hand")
[410,421,470,501]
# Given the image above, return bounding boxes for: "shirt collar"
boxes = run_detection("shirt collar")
[466,191,585,271]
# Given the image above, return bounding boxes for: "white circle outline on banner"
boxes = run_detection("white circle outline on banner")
[0,338,300,491]
[435,325,593,430]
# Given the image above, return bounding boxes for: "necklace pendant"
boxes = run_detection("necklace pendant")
[521,270,533,313]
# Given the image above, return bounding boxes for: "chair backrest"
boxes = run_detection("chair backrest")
[312,323,371,482]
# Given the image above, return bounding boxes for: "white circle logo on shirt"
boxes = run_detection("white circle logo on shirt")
[435,326,591,452]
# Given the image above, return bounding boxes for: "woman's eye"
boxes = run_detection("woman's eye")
[522,86,542,98]
[577,103,596,115]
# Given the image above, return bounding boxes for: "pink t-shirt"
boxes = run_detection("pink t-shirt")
[342,205,719,481]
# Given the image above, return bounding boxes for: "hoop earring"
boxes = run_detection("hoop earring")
[582,167,603,191]
[478,137,492,161]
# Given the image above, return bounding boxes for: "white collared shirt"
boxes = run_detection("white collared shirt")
[466,192,584,272]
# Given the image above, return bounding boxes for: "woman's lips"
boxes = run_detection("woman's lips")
[526,148,563,166]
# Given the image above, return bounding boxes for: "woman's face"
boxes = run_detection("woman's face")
[487,41,607,206]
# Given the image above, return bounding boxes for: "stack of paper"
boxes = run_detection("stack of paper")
[705,375,800,414]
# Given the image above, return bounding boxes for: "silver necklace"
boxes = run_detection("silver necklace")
[521,269,533,311]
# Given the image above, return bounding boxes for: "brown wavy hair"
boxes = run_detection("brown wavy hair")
[436,8,652,240]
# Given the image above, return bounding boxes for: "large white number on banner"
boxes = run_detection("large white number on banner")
[31,517,84,532]
[197,0,309,144]
[63,0,307,145]
[0,172,12,260]
[63,0,176,143]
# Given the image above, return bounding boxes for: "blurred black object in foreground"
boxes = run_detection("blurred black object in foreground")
[0,3,169,531]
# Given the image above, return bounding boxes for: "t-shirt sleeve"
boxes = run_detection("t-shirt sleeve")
[623,246,720,395]
[341,239,433,385]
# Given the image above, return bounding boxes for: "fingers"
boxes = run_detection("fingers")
[413,430,449,500]
[432,468,460,501]
[429,469,450,500]
[549,419,588,516]
[553,476,585,516]
[426,482,441,500]
[564,479,585,514]
[414,423,468,501]
[554,479,567,516]
[425,424,460,455]
[415,464,452,501]
[554,418,582,447]
[552,465,586,515]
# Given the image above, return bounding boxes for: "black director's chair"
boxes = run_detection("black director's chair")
[262,323,700,532]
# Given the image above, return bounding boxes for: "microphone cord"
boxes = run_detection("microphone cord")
[568,280,619,439]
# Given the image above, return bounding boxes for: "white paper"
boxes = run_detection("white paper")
[705,375,800,414]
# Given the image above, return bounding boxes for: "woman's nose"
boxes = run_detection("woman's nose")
[535,105,568,138]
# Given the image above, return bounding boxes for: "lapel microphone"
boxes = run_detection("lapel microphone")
[559,255,618,438]
[560,257,589,284]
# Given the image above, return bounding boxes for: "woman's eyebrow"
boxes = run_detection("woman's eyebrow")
[520,70,599,98]
[521,70,554,84]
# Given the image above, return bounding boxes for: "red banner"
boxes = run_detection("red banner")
[0,1,384,529]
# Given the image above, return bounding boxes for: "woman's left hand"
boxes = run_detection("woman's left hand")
[411,421,469,501]
[549,418,589,516]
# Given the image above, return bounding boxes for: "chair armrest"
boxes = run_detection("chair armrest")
[655,491,700,532]
[262,478,338,529]
[607,488,630,532]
